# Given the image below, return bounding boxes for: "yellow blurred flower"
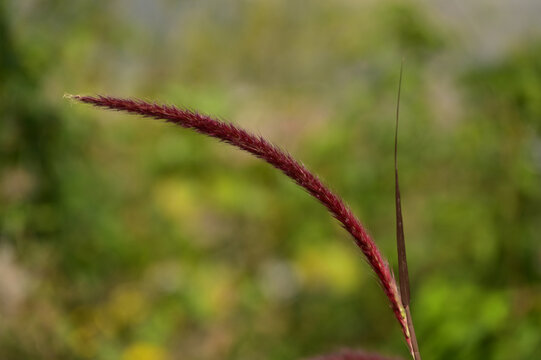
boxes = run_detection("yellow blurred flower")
[122,343,168,360]
[294,242,362,295]
[153,179,200,222]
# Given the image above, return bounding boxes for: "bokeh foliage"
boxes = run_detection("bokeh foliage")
[1,1,540,359]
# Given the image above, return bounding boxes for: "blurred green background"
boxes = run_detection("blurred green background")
[1,0,541,359]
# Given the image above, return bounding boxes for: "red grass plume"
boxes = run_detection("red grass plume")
[66,94,412,356]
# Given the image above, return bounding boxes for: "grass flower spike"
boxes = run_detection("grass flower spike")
[66,94,413,357]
